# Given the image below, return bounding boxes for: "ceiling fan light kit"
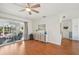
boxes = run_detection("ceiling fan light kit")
[26,8,31,11]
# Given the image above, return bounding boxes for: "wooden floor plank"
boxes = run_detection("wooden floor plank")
[0,39,79,55]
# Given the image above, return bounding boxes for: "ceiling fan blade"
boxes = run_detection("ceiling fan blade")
[31,9,39,13]
[19,9,25,11]
[31,4,40,8]
[28,11,32,15]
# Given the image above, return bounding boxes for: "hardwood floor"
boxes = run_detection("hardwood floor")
[0,39,79,55]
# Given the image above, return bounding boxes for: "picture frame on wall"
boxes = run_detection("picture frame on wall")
[38,24,46,30]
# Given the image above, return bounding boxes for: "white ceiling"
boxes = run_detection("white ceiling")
[0,3,79,21]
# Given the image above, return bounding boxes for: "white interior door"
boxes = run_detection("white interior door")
[72,19,78,40]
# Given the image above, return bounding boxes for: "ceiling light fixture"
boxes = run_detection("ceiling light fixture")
[26,8,31,11]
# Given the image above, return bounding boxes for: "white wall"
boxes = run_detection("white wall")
[32,16,61,45]
[62,19,72,39]
[72,18,79,40]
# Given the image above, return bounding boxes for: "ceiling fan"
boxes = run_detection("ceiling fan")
[20,3,40,15]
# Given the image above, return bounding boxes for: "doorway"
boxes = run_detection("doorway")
[61,19,72,40]
[0,19,24,46]
[60,18,73,46]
